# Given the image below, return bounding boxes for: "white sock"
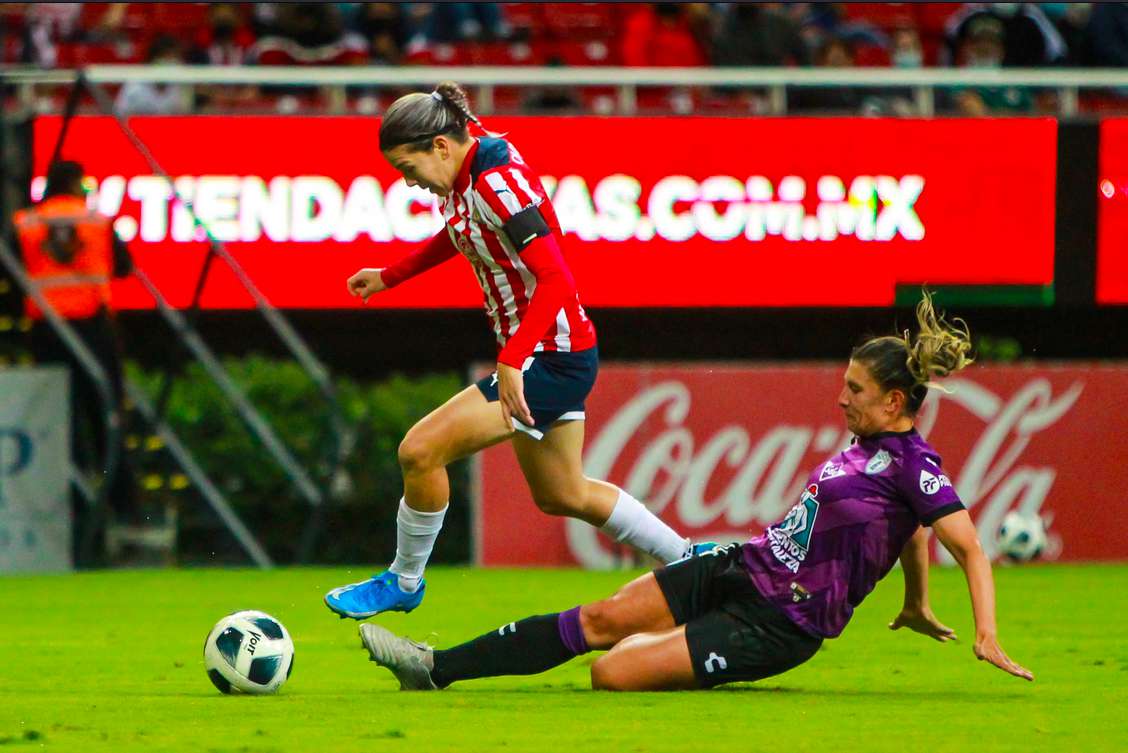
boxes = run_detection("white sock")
[600,488,690,564]
[388,498,447,593]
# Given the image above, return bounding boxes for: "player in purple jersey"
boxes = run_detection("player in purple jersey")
[356,292,1033,690]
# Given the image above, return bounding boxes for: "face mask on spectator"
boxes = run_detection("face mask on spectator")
[967,53,1003,68]
[214,20,236,41]
[893,50,923,68]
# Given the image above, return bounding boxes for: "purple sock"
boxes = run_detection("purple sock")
[557,606,590,656]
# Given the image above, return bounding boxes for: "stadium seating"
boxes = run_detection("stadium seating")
[3,2,1121,115]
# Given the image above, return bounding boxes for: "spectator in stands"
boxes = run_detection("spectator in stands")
[251,3,367,65]
[891,25,925,68]
[188,3,258,112]
[855,25,924,117]
[622,3,707,67]
[944,3,1066,67]
[20,2,128,67]
[790,37,864,113]
[798,2,892,55]
[1086,3,1128,67]
[949,16,1034,115]
[523,57,583,113]
[114,35,191,115]
[1041,3,1093,65]
[425,3,511,43]
[351,3,411,64]
[711,2,810,66]
[187,2,255,66]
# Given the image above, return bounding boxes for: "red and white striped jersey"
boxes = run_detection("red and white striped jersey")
[441,137,597,361]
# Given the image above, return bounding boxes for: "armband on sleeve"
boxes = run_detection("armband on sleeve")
[501,204,551,252]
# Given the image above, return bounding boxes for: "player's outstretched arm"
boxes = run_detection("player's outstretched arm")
[932,510,1034,681]
[889,526,957,642]
[351,231,460,302]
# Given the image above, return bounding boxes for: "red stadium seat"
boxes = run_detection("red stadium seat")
[465,41,542,66]
[252,36,368,66]
[854,43,892,67]
[915,3,959,35]
[489,86,525,113]
[430,42,471,66]
[56,41,132,67]
[1,33,23,64]
[634,86,701,116]
[920,35,943,66]
[1080,92,1128,115]
[841,2,915,31]
[580,87,619,115]
[541,3,617,32]
[696,91,757,116]
[501,3,543,31]
[551,39,615,66]
[149,2,210,33]
[108,2,209,34]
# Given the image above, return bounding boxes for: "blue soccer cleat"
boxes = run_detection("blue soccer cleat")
[324,571,425,619]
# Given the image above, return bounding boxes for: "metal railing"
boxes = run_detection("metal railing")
[0,67,359,566]
[0,237,119,529]
[5,65,1128,116]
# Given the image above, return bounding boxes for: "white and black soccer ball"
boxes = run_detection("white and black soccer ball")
[996,510,1047,562]
[203,610,294,695]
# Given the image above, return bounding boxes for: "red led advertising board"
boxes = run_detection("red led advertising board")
[1099,119,1128,304]
[34,116,1057,309]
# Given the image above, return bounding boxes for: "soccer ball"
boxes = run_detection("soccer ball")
[996,510,1047,562]
[203,610,294,695]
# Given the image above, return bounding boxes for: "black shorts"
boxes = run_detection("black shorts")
[476,347,598,440]
[654,543,823,688]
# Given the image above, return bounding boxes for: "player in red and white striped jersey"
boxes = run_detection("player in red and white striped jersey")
[325,82,709,620]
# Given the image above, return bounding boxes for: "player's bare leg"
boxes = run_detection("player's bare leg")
[513,421,695,562]
[386,386,514,590]
[326,386,512,618]
[397,385,514,511]
[510,420,614,524]
[579,571,676,647]
[589,627,697,691]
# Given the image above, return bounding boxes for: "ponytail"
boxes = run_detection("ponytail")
[379,80,484,152]
[851,289,974,415]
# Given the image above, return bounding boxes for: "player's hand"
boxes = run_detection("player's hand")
[496,362,533,430]
[974,632,1034,681]
[889,605,957,643]
[347,268,387,303]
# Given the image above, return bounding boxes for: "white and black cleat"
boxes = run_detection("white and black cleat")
[359,623,439,691]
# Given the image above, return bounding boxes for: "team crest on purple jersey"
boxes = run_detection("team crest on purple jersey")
[864,449,892,474]
[767,483,820,573]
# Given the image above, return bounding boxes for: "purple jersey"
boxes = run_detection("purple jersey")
[741,429,964,639]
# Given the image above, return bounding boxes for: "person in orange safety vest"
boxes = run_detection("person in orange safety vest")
[14,160,137,563]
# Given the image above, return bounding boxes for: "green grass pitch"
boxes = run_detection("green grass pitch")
[1,564,1125,753]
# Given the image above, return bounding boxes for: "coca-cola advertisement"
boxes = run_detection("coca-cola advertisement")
[474,363,1126,567]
